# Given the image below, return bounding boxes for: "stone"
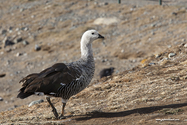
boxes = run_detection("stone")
[22,40,29,45]
[151,23,156,27]
[20,8,26,12]
[3,37,14,47]
[14,37,23,43]
[28,99,44,107]
[104,2,108,5]
[0,73,6,77]
[182,39,185,42]
[21,27,29,31]
[168,53,176,58]
[0,97,3,101]
[172,12,177,15]
[15,28,20,31]
[35,44,41,51]
[8,27,13,33]
[16,53,22,57]
[31,15,35,18]
[1,29,7,35]
[148,63,155,66]
[184,43,187,47]
[93,17,119,25]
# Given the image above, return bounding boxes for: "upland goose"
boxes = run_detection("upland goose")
[17,30,104,119]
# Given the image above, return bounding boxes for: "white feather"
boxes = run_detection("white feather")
[60,83,66,86]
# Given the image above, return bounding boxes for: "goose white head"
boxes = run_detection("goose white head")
[81,30,104,59]
[81,30,104,44]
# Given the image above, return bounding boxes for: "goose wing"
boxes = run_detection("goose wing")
[17,63,81,98]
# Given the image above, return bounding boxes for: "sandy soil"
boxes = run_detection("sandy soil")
[1,0,187,124]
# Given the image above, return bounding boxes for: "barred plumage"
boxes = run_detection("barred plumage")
[17,30,104,119]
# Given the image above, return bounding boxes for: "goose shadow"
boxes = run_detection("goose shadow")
[75,102,187,121]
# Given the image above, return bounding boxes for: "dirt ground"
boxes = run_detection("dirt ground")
[1,0,187,124]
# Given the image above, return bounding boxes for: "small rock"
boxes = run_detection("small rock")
[93,17,119,25]
[8,30,13,33]
[8,27,13,33]
[104,2,108,5]
[184,43,187,47]
[148,63,155,66]
[155,54,161,58]
[17,31,21,35]
[182,39,185,42]
[0,97,3,101]
[130,8,134,11]
[167,45,171,48]
[16,52,22,57]
[22,40,29,45]
[1,29,7,35]
[20,8,26,12]
[0,73,6,78]
[15,28,20,31]
[151,23,156,27]
[14,105,18,108]
[99,67,115,78]
[172,12,177,15]
[35,44,41,51]
[14,37,23,43]
[168,53,176,58]
[21,27,29,31]
[31,15,35,18]
[28,99,44,107]
[3,37,14,47]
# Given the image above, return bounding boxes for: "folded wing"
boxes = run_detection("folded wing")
[17,63,81,99]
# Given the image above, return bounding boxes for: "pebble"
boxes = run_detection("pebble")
[16,52,22,57]
[28,99,44,107]
[14,37,23,43]
[1,29,7,35]
[21,27,29,31]
[22,40,29,45]
[104,2,108,5]
[184,43,187,48]
[15,28,20,31]
[168,53,176,58]
[20,8,26,12]
[31,15,35,18]
[148,63,155,66]
[0,73,6,77]
[172,12,177,15]
[35,44,41,51]
[151,23,156,27]
[0,97,3,101]
[181,39,185,42]
[3,37,14,47]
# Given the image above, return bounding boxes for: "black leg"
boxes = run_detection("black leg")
[59,103,66,119]
[46,97,59,119]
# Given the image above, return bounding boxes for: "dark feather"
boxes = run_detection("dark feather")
[17,63,81,99]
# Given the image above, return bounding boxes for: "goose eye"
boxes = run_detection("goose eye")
[92,33,94,35]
